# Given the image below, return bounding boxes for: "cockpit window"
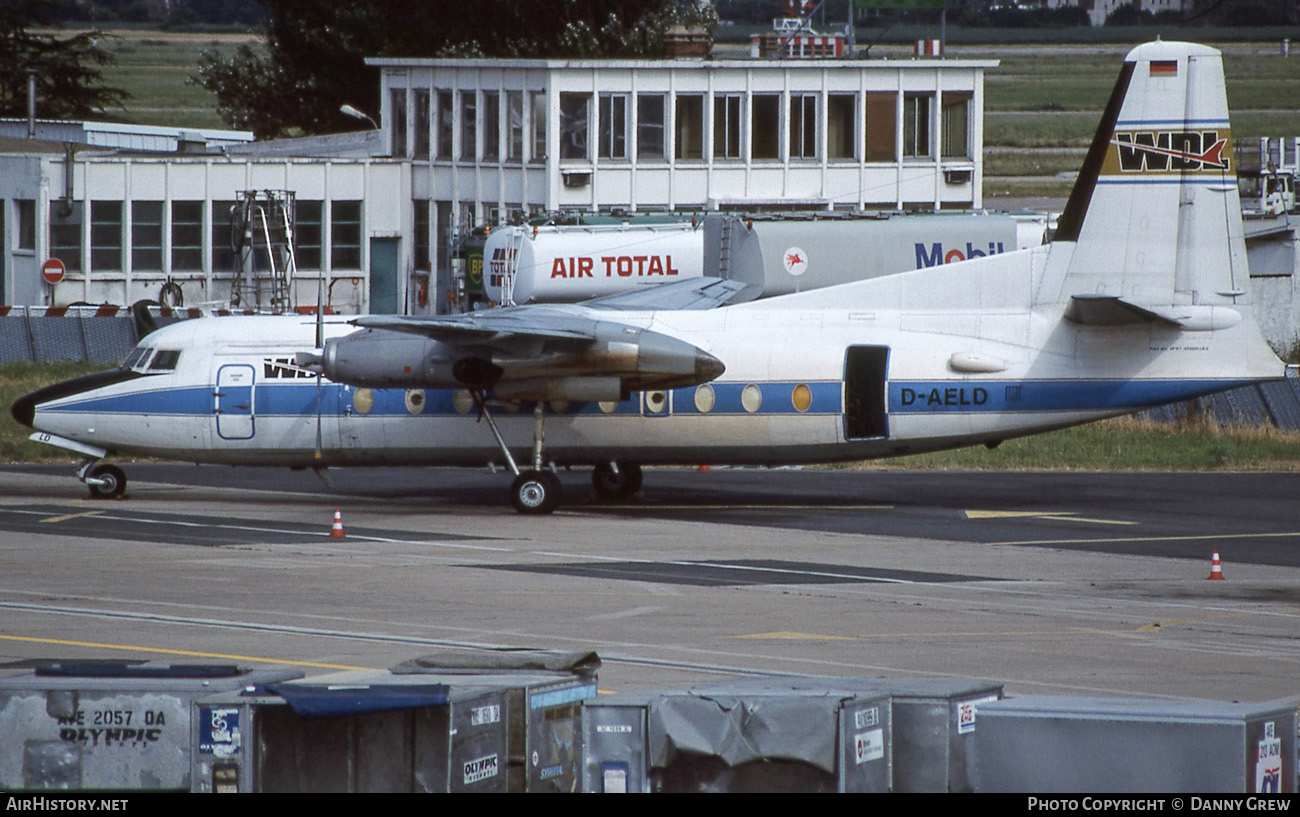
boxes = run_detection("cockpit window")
[148,350,181,372]
[122,347,149,370]
[124,347,181,374]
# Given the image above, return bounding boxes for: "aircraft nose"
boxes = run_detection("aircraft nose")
[10,392,36,428]
[10,368,143,430]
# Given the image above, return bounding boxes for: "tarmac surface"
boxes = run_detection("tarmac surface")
[0,464,1297,703]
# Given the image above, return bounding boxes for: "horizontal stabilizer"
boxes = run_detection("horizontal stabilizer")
[1064,295,1181,327]
[1065,295,1244,331]
[581,277,754,311]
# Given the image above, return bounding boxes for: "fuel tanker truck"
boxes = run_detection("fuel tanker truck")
[478,210,1046,306]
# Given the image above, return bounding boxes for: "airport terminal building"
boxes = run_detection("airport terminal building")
[0,54,993,315]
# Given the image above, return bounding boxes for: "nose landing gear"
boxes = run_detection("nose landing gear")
[79,460,128,499]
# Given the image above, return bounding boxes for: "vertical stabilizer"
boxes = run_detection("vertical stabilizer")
[1040,42,1248,309]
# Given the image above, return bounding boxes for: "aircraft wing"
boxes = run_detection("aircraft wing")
[322,306,725,399]
[352,308,597,347]
[580,276,754,311]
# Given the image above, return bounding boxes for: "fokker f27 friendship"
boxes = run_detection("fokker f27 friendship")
[13,41,1286,513]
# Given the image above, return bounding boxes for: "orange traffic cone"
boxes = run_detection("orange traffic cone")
[330,508,345,538]
[1206,551,1224,580]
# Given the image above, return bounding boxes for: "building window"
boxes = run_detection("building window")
[904,94,933,159]
[131,201,163,272]
[789,94,817,160]
[331,200,362,269]
[675,94,704,160]
[864,92,897,162]
[90,201,123,272]
[598,94,628,160]
[295,200,323,270]
[483,90,501,162]
[414,89,431,158]
[752,95,780,160]
[211,200,238,273]
[827,94,856,160]
[436,90,453,159]
[713,95,742,160]
[171,201,202,271]
[460,90,477,161]
[637,94,665,161]
[390,88,408,157]
[531,91,547,163]
[49,202,82,272]
[507,91,524,163]
[559,93,590,161]
[414,199,430,272]
[941,93,971,159]
[17,199,35,250]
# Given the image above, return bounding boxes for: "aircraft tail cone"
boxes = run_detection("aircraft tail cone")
[330,508,345,538]
[1207,551,1225,580]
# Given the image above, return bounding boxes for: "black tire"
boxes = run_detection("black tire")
[87,464,127,499]
[511,470,561,515]
[159,281,184,308]
[592,462,643,500]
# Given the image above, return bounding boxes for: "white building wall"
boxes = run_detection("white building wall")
[0,153,407,312]
[374,56,993,280]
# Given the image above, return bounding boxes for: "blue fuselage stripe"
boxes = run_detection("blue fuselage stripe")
[40,377,1249,420]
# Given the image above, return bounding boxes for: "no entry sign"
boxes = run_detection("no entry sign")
[41,258,66,285]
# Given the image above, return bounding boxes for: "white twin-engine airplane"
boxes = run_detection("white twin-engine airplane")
[12,41,1286,514]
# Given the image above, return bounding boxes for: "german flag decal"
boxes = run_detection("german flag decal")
[1150,60,1178,75]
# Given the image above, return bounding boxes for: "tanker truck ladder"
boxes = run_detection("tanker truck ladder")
[502,227,527,306]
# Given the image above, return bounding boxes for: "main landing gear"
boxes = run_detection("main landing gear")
[591,461,642,500]
[472,393,644,514]
[474,392,562,515]
[78,459,127,499]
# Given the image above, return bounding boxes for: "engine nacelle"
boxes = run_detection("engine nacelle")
[311,322,725,395]
[316,329,471,388]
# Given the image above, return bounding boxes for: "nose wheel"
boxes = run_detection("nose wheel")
[83,463,127,499]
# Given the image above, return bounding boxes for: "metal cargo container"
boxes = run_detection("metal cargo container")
[973,696,1298,793]
[692,675,1003,792]
[391,650,600,792]
[582,684,892,793]
[191,674,508,793]
[0,661,301,791]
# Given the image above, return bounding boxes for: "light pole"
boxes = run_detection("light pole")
[339,104,378,130]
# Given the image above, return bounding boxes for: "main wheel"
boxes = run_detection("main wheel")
[511,470,561,515]
[591,462,643,500]
[86,464,127,499]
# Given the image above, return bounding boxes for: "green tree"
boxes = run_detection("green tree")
[194,0,716,139]
[0,0,126,120]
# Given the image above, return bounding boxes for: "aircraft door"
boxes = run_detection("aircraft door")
[844,345,889,440]
[215,363,256,440]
